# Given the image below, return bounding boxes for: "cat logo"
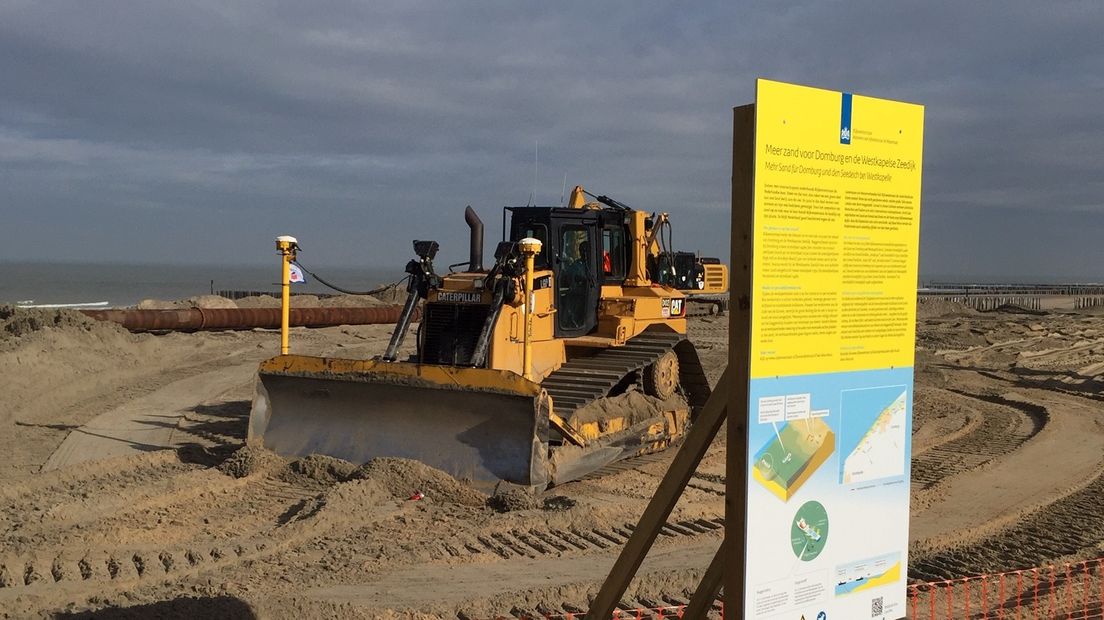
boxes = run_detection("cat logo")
[438,291,482,303]
[661,298,685,318]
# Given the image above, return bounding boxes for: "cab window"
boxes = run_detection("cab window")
[514,223,548,267]
[601,226,627,281]
[557,225,590,330]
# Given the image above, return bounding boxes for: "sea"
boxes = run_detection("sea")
[4,262,1097,310]
[0,262,404,308]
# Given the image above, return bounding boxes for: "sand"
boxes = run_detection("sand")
[486,487,539,513]
[219,445,286,479]
[353,457,488,507]
[1,303,1103,617]
[0,305,121,344]
[137,292,393,310]
[136,295,237,310]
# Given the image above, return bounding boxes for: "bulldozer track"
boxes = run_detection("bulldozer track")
[579,456,729,502]
[544,329,711,422]
[439,516,724,561]
[580,450,674,480]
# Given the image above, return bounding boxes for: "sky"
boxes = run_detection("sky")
[2,1,1103,281]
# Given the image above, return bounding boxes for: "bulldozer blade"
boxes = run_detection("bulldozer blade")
[249,356,551,489]
[547,414,685,485]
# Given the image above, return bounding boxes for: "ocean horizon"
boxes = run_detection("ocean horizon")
[0,261,405,308]
[3,261,1100,309]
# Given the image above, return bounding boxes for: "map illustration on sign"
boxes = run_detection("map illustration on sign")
[839,388,907,485]
[753,415,835,502]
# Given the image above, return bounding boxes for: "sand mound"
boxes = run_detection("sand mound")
[569,390,688,427]
[229,294,389,309]
[188,295,238,309]
[542,495,576,511]
[990,303,1048,316]
[324,294,387,307]
[136,295,237,310]
[218,445,286,478]
[352,457,487,506]
[486,487,538,513]
[134,298,177,309]
[286,294,322,308]
[917,299,977,319]
[0,307,129,355]
[0,305,111,340]
[233,294,281,308]
[282,454,359,484]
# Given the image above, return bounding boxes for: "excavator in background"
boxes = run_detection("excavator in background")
[248,187,728,489]
[652,251,728,315]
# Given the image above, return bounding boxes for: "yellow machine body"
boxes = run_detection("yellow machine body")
[426,272,690,382]
[249,187,720,488]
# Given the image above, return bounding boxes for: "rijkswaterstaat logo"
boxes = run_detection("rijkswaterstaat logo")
[840,91,853,145]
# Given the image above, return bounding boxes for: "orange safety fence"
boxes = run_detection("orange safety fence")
[908,557,1104,619]
[481,557,1104,619]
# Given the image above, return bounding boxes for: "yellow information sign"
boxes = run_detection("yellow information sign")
[751,79,924,379]
[740,79,924,620]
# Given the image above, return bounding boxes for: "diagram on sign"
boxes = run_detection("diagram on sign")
[834,552,902,596]
[753,394,834,501]
[790,500,829,561]
[839,387,908,485]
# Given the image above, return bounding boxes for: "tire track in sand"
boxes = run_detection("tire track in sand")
[911,389,1046,490]
[911,463,1104,581]
[0,457,396,615]
[910,387,1104,565]
[41,359,260,471]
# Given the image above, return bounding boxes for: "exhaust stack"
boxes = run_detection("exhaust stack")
[465,205,484,272]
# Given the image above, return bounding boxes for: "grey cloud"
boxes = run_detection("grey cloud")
[2,1,1103,279]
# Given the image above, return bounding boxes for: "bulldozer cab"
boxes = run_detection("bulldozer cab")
[506,207,610,338]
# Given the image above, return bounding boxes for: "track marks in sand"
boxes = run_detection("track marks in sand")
[0,453,363,598]
[0,452,199,548]
[309,537,720,613]
[460,592,725,620]
[911,389,1046,490]
[910,465,1104,581]
[41,359,259,472]
[910,385,1104,565]
[437,517,723,560]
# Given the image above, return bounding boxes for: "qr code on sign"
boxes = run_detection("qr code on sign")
[871,596,884,616]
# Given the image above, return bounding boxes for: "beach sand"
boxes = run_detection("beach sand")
[1,301,1102,617]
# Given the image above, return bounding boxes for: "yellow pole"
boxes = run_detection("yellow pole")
[517,237,542,381]
[275,235,298,355]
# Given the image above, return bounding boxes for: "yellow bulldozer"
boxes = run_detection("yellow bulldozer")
[248,187,727,489]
